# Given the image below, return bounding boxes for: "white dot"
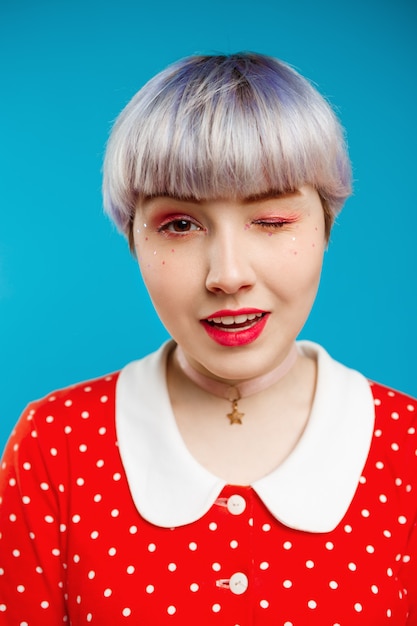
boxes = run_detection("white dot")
[111,509,119,518]
[13,549,21,557]
[407,404,415,412]
[329,580,338,589]
[260,600,269,609]
[52,548,60,556]
[167,605,176,615]
[308,600,317,609]
[230,540,238,549]
[366,545,375,553]
[40,482,49,491]
[122,608,131,617]
[64,400,72,407]
[398,515,407,524]
[384,530,392,538]
[81,411,89,419]
[64,426,72,434]
[188,542,197,551]
[127,566,135,574]
[87,614,93,622]
[354,603,363,612]
[104,588,112,597]
[9,514,17,522]
[371,585,379,594]
[79,444,87,453]
[374,398,381,406]
[113,473,121,481]
[129,525,138,534]
[88,571,95,579]
[376,461,384,469]
[72,514,81,524]
[306,560,315,569]
[361,509,370,518]
[209,522,217,531]
[190,582,199,592]
[90,531,99,539]
[283,541,292,550]
[146,585,154,594]
[73,554,80,563]
[93,494,102,502]
[348,562,357,571]
[96,460,104,468]
[99,427,107,435]
[344,524,353,533]
[387,567,393,577]
[374,428,382,436]
[262,523,271,532]
[76,478,85,487]
[212,562,221,571]
[148,543,156,552]
[108,547,117,556]
[17,585,25,593]
[260,561,269,570]
[283,579,292,588]
[391,412,400,420]
[50,448,58,456]
[9,478,16,487]
[168,563,177,572]
[379,494,388,503]
[23,462,31,470]
[325,541,334,550]
[41,601,49,609]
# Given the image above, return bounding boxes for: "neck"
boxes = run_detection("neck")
[175,343,299,401]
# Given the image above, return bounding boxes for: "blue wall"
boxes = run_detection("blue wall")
[1,0,416,450]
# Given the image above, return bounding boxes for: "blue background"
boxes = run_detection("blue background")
[1,0,416,451]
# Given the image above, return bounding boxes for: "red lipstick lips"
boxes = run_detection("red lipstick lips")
[201,309,269,347]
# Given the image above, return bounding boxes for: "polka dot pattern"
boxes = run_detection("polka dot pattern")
[0,377,416,623]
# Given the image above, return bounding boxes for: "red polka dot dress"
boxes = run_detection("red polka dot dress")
[1,341,417,625]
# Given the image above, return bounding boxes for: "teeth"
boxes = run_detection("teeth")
[207,313,263,325]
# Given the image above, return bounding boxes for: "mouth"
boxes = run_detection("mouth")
[206,312,265,331]
[201,309,269,347]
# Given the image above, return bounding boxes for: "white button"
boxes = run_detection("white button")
[227,494,246,515]
[229,572,249,595]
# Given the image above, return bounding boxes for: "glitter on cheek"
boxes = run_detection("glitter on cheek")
[244,223,251,231]
[153,251,157,255]
[171,249,175,253]
[145,237,149,241]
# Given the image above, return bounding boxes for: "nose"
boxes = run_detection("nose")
[205,230,256,294]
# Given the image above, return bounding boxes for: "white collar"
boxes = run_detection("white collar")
[116,340,375,532]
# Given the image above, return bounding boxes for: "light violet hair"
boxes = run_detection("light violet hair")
[102,52,352,244]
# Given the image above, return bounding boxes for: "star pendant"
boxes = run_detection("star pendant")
[227,400,244,425]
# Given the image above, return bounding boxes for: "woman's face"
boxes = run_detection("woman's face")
[133,185,326,382]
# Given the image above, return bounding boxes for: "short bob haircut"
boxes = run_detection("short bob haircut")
[103,52,351,246]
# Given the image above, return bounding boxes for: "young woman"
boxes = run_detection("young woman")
[1,52,416,625]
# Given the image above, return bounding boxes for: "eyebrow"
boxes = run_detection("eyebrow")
[142,189,301,206]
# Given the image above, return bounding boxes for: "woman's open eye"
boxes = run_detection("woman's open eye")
[158,218,201,233]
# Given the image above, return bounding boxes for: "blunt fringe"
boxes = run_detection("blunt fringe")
[102,52,352,240]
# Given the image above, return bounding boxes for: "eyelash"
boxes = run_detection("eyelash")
[156,216,296,234]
